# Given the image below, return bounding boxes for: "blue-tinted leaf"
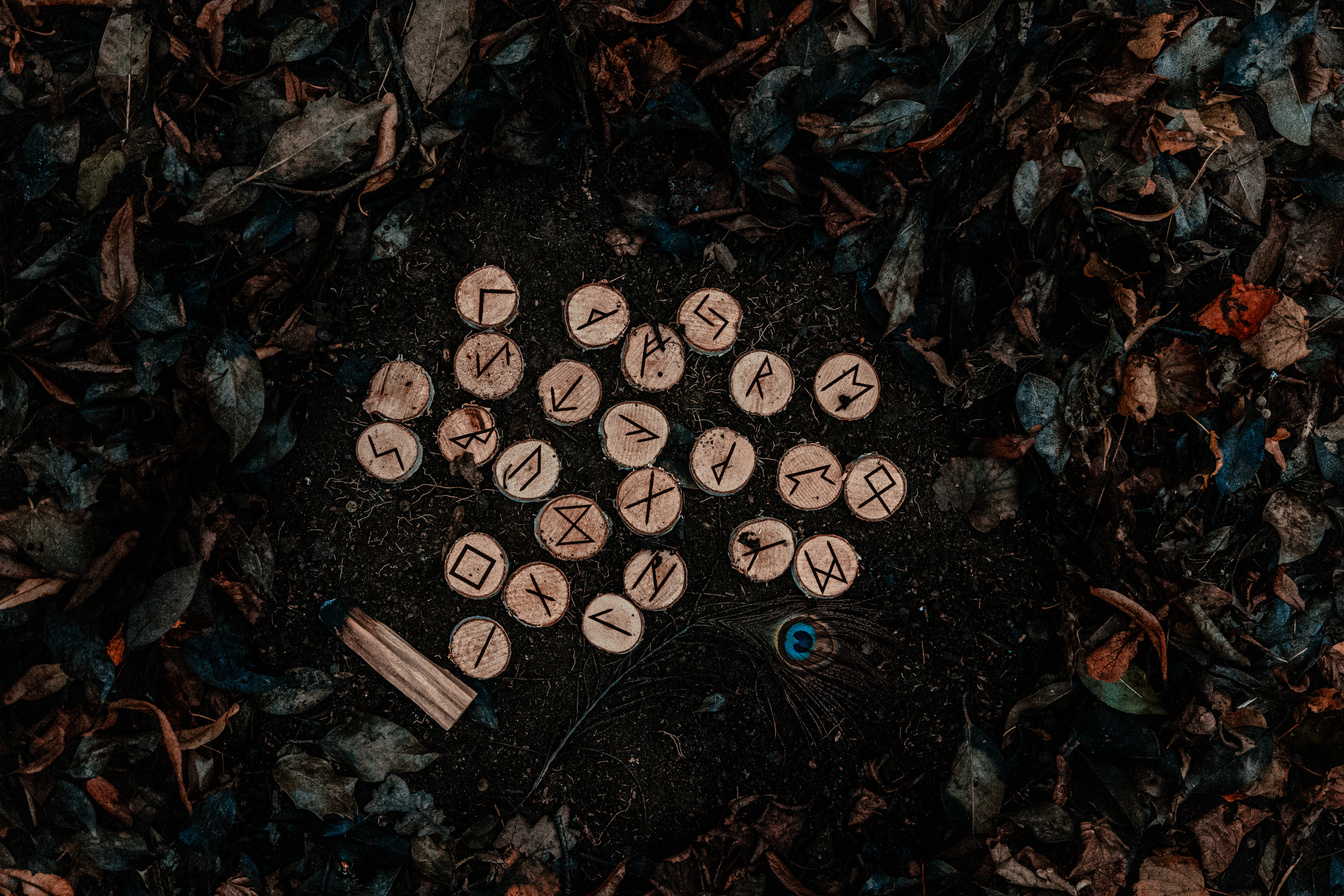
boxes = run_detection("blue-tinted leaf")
[1080,667,1165,715]
[45,609,115,701]
[14,116,80,204]
[730,66,802,172]
[205,331,265,460]
[1214,414,1265,496]
[257,667,336,715]
[814,100,928,155]
[1223,5,1316,89]
[321,715,438,783]
[942,0,1005,85]
[182,166,262,225]
[180,790,236,849]
[1153,17,1236,108]
[135,332,187,395]
[1016,373,1059,429]
[273,750,357,818]
[269,16,335,65]
[235,402,298,473]
[185,618,278,693]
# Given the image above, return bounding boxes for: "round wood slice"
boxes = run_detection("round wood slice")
[492,439,561,503]
[616,467,682,537]
[444,532,509,599]
[535,494,609,561]
[730,350,793,416]
[776,442,842,511]
[364,359,435,421]
[581,593,644,654]
[792,534,860,598]
[455,265,519,329]
[437,404,499,465]
[503,561,570,627]
[599,401,669,469]
[564,283,630,349]
[356,422,423,483]
[728,517,796,583]
[775,614,837,668]
[843,454,907,522]
[449,616,511,679]
[454,332,524,400]
[689,427,756,495]
[537,360,602,425]
[676,288,742,356]
[814,353,880,420]
[621,324,685,392]
[623,548,687,611]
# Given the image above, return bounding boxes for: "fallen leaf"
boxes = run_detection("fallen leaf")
[126,562,202,650]
[1090,586,1167,679]
[3,663,70,704]
[942,709,1005,834]
[176,703,239,750]
[932,456,1019,532]
[1155,340,1217,415]
[86,776,135,826]
[272,750,357,818]
[0,870,75,896]
[320,714,438,782]
[97,198,138,330]
[581,860,626,896]
[875,203,924,336]
[1118,355,1158,422]
[1195,275,1279,339]
[252,96,386,184]
[1128,13,1173,59]
[69,530,139,609]
[108,698,191,809]
[1240,295,1309,370]
[1262,490,1332,565]
[205,331,265,460]
[403,0,472,105]
[95,9,151,126]
[846,787,887,825]
[1086,629,1141,683]
[1188,803,1269,876]
[1272,566,1305,611]
[0,577,66,612]
[1069,820,1126,896]
[606,0,694,24]
[359,93,399,203]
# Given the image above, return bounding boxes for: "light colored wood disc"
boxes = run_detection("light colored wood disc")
[436,404,499,465]
[843,454,906,522]
[564,283,630,349]
[455,265,519,330]
[814,353,880,420]
[356,422,423,483]
[792,534,860,598]
[689,427,756,495]
[363,359,435,421]
[623,549,687,611]
[621,324,685,392]
[444,532,509,599]
[492,439,561,503]
[503,562,570,627]
[537,360,602,425]
[599,401,669,469]
[449,616,511,679]
[728,517,796,583]
[535,494,609,561]
[581,593,644,654]
[616,467,683,537]
[777,442,843,511]
[730,350,793,416]
[454,332,524,400]
[676,288,742,356]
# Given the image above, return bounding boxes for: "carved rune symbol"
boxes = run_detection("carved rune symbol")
[448,426,495,450]
[473,623,498,668]
[576,305,619,330]
[805,542,849,594]
[747,355,774,398]
[640,327,669,377]
[859,464,898,514]
[710,441,736,485]
[783,463,836,495]
[477,287,515,321]
[589,607,632,635]
[552,503,596,545]
[449,544,497,590]
[366,435,405,471]
[620,414,659,443]
[474,341,513,377]
[549,375,584,412]
[525,573,558,617]
[503,444,543,492]
[631,554,678,602]
[820,362,874,410]
[693,293,729,340]
[741,537,787,572]
[624,470,675,526]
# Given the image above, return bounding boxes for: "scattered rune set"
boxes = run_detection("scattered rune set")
[352,264,909,678]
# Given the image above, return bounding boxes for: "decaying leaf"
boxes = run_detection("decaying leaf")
[1133,852,1207,896]
[403,0,472,105]
[252,96,385,184]
[1117,355,1158,422]
[932,456,1018,532]
[97,198,137,330]
[0,871,76,896]
[942,710,1005,834]
[205,331,265,460]
[272,750,358,818]
[1070,820,1126,896]
[875,203,925,336]
[1089,587,1167,679]
[1240,294,1309,370]
[1194,276,1279,339]
[1262,490,1332,565]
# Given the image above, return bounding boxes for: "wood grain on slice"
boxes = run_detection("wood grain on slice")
[444,532,509,598]
[621,323,685,392]
[776,442,842,511]
[364,359,435,421]
[677,288,742,355]
[730,349,793,416]
[615,466,682,537]
[792,534,860,598]
[581,593,644,654]
[503,562,570,627]
[537,359,602,425]
[455,265,518,329]
[813,353,880,420]
[843,454,906,521]
[492,439,560,502]
[689,427,756,495]
[454,332,524,400]
[565,283,630,349]
[356,421,422,482]
[599,401,668,468]
[623,548,686,611]
[437,404,499,464]
[728,517,796,582]
[448,616,511,679]
[535,494,609,561]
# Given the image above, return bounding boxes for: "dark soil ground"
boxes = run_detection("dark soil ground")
[260,162,1062,873]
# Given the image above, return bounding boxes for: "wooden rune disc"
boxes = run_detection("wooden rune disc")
[437,404,499,465]
[623,549,687,611]
[537,360,602,425]
[356,422,423,483]
[535,494,609,561]
[449,616,511,679]
[792,534,860,599]
[676,288,743,356]
[616,467,683,537]
[444,532,509,599]
[454,332,524,400]
[503,562,570,627]
[363,359,435,421]
[777,442,843,511]
[814,353,880,420]
[455,265,518,330]
[730,350,793,416]
[843,454,907,522]
[621,324,685,392]
[689,427,756,496]
[599,401,669,469]
[581,593,644,654]
[564,283,630,349]
[728,517,796,583]
[492,439,561,503]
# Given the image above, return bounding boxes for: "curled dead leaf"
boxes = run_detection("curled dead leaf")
[1089,586,1167,680]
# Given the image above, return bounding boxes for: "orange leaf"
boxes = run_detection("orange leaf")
[176,702,239,750]
[69,530,139,608]
[605,0,694,23]
[0,870,75,896]
[1195,275,1279,339]
[359,93,399,206]
[108,698,191,810]
[907,101,973,152]
[106,624,126,666]
[1086,629,1141,683]
[1272,566,1305,611]
[97,197,138,330]
[1089,587,1168,680]
[86,776,135,826]
[0,578,66,612]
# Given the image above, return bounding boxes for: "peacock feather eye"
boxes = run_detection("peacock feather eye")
[776,616,836,669]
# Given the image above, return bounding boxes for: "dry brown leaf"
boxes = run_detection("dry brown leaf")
[97,199,137,331]
[846,787,887,825]
[3,664,69,705]
[1272,566,1305,611]
[0,870,75,896]
[1090,587,1168,679]
[86,775,135,826]
[1321,643,1344,691]
[214,873,259,896]
[1240,295,1309,371]
[1315,765,1344,809]
[1069,820,1126,896]
[176,702,239,750]
[904,330,958,387]
[1086,628,1141,683]
[1118,355,1158,422]
[1127,13,1173,59]
[359,93,398,203]
[214,573,265,624]
[0,578,66,612]
[765,851,822,896]
[1188,803,1269,877]
[605,0,693,24]
[108,698,192,810]
[1154,340,1217,416]
[1134,852,1207,896]
[580,860,626,896]
[69,529,139,608]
